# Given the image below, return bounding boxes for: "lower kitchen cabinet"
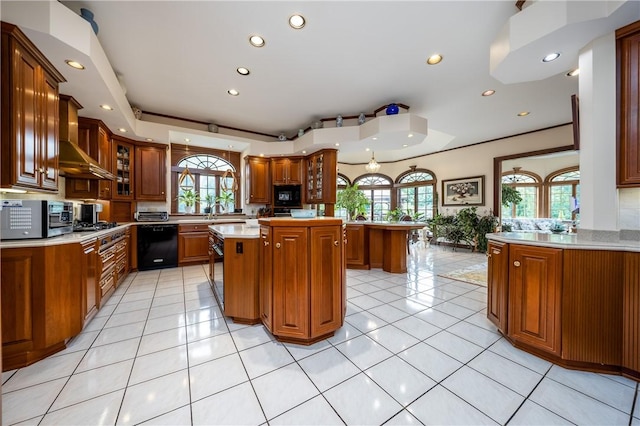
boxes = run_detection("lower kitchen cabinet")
[259,218,345,345]
[486,241,508,334]
[222,237,260,324]
[179,224,209,265]
[508,244,562,356]
[345,224,369,269]
[1,245,83,371]
[623,252,640,373]
[80,239,99,326]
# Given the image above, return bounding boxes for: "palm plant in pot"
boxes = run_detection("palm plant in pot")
[215,190,235,213]
[336,184,370,221]
[203,193,215,217]
[178,188,200,214]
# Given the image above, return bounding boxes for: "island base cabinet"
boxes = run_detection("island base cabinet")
[487,241,508,334]
[223,238,260,324]
[508,244,562,357]
[260,219,345,345]
[1,246,83,371]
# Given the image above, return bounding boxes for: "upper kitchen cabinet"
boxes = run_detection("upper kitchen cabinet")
[305,149,337,204]
[1,22,65,192]
[617,20,640,187]
[112,136,134,200]
[271,157,303,185]
[65,118,113,199]
[135,143,167,201]
[245,156,271,204]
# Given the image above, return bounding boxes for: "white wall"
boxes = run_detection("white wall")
[338,124,574,216]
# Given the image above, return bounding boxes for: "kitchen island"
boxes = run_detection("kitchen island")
[486,232,640,380]
[210,218,347,345]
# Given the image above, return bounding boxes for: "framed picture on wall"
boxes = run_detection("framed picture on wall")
[442,175,485,206]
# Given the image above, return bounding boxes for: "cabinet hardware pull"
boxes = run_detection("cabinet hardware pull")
[334,241,339,246]
[264,241,269,246]
[275,242,281,249]
[486,253,491,258]
[493,249,500,255]
[514,261,521,267]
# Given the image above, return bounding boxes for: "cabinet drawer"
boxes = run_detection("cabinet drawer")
[179,224,209,233]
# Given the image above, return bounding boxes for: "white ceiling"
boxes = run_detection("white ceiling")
[3,1,639,164]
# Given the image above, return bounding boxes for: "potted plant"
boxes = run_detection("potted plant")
[215,190,235,213]
[178,188,200,213]
[336,183,370,221]
[501,185,523,208]
[203,193,215,214]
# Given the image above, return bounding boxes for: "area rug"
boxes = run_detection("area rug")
[438,263,488,287]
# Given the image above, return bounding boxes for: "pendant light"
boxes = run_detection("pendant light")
[221,146,238,193]
[365,151,381,173]
[178,140,195,190]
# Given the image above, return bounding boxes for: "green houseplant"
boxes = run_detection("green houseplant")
[178,188,200,213]
[203,193,215,214]
[336,184,370,221]
[501,185,523,207]
[216,190,235,213]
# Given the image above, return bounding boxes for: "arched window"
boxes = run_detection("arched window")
[173,152,237,214]
[353,174,393,221]
[335,173,352,220]
[501,169,541,218]
[396,168,436,219]
[546,167,580,221]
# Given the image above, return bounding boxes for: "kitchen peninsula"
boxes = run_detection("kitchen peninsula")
[486,232,640,380]
[210,217,346,345]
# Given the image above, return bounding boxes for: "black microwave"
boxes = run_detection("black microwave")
[274,185,301,207]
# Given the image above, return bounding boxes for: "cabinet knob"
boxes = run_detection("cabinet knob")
[513,261,521,267]
[334,240,339,246]
[486,253,491,258]
[264,241,269,246]
[275,242,281,249]
[492,249,500,255]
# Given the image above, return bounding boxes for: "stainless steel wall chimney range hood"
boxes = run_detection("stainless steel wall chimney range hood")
[58,95,115,180]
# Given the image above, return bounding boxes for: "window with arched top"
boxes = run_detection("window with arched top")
[171,145,240,214]
[353,174,393,221]
[546,167,580,220]
[501,170,541,218]
[396,168,436,219]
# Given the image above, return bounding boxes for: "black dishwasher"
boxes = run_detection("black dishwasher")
[137,224,178,270]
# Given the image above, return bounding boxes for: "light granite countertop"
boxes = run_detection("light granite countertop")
[488,231,640,252]
[209,223,260,239]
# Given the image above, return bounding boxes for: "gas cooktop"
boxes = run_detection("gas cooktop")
[73,222,119,232]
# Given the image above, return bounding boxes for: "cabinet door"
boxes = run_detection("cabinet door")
[245,157,271,203]
[40,72,59,190]
[97,126,112,199]
[178,231,209,265]
[259,226,273,330]
[287,158,303,185]
[617,21,640,187]
[113,139,134,199]
[623,252,640,372]
[310,226,342,337]
[508,244,562,356]
[1,248,36,345]
[487,241,508,333]
[80,240,98,325]
[135,145,166,201]
[272,226,309,339]
[271,158,289,185]
[12,42,41,189]
[345,224,368,268]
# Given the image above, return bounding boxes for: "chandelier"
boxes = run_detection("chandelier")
[365,152,380,173]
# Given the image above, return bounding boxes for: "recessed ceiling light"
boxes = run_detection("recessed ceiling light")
[100,104,113,110]
[426,54,443,65]
[302,150,306,154]
[408,133,414,138]
[65,60,85,70]
[185,138,190,142]
[365,148,370,152]
[372,137,378,141]
[237,67,250,76]
[146,138,153,142]
[335,143,340,147]
[228,89,239,96]
[542,52,560,62]
[118,128,127,133]
[482,89,496,97]
[259,153,264,157]
[403,144,408,147]
[517,111,530,117]
[567,68,580,77]
[249,35,265,47]
[289,14,305,29]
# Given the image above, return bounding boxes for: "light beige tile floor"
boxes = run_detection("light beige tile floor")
[2,244,637,425]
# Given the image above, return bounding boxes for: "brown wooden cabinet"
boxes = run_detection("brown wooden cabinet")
[178,224,210,265]
[1,245,83,371]
[80,239,99,326]
[259,225,273,330]
[487,241,509,334]
[508,244,562,356]
[65,118,113,199]
[113,137,134,199]
[617,20,640,187]
[245,156,271,204]
[135,143,167,201]
[260,218,344,344]
[272,157,302,185]
[345,223,369,269]
[1,22,65,192]
[305,149,337,204]
[222,237,260,324]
